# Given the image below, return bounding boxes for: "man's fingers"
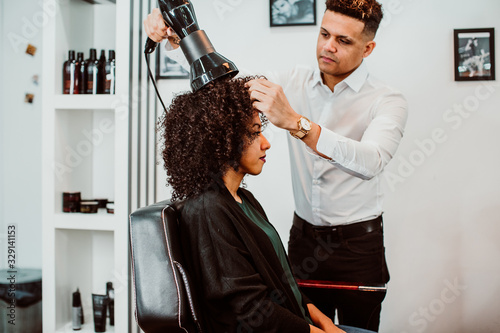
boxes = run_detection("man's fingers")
[144,8,171,42]
[247,80,274,98]
[249,90,269,104]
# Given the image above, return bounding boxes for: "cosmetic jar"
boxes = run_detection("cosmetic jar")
[80,201,99,214]
[63,192,81,213]
[106,202,115,214]
[95,199,108,209]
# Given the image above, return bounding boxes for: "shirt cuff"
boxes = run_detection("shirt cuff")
[304,126,338,163]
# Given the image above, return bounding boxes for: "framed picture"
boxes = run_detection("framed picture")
[156,40,189,79]
[454,28,495,81]
[270,0,316,27]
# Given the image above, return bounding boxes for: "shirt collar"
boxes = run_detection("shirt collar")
[312,61,369,93]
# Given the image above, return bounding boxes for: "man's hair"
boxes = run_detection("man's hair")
[325,0,383,38]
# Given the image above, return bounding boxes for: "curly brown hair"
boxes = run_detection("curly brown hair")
[159,76,266,201]
[325,0,383,38]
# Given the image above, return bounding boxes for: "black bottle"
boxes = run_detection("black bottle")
[104,50,115,94]
[97,50,106,94]
[63,50,77,94]
[75,52,85,94]
[85,48,100,94]
[106,282,115,326]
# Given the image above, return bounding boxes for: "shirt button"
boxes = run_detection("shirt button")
[313,179,319,185]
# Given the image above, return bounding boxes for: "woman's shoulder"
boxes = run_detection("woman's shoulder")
[182,190,226,213]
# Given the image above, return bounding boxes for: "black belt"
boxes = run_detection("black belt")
[293,213,383,240]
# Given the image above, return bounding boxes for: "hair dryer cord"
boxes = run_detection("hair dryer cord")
[145,49,168,112]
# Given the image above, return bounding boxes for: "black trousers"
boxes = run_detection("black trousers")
[287,213,390,332]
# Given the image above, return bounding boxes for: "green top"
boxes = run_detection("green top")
[238,198,311,324]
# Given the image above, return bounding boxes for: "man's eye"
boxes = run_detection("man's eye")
[339,39,350,44]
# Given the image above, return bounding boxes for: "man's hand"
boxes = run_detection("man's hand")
[143,8,180,48]
[246,78,300,132]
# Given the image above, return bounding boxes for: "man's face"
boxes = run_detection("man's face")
[316,10,375,83]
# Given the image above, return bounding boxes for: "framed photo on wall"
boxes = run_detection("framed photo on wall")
[270,0,316,27]
[454,28,495,81]
[156,40,189,79]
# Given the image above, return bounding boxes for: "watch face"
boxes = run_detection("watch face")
[300,118,312,131]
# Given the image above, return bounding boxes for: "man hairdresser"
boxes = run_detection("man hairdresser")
[144,0,408,331]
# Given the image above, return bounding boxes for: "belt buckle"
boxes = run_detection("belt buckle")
[312,226,338,239]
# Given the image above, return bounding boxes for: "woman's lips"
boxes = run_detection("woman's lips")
[260,156,266,162]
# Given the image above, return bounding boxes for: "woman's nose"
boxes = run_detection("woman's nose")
[261,133,271,150]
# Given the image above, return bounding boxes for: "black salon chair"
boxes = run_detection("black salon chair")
[129,200,203,333]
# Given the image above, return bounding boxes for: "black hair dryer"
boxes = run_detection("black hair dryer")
[145,0,239,92]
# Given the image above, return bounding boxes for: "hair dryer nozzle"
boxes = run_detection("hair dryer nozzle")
[190,53,239,92]
[180,29,238,91]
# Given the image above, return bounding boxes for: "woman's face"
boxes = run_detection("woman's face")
[238,113,271,176]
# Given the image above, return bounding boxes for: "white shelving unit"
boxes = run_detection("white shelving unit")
[42,0,131,332]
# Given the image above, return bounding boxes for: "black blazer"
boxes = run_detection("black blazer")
[179,180,311,333]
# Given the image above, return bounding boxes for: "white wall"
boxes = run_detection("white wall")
[155,0,500,332]
[0,0,43,269]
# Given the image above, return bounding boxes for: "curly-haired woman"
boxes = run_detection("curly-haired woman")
[159,76,373,333]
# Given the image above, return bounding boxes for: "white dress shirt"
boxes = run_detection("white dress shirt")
[165,46,408,226]
[267,63,408,226]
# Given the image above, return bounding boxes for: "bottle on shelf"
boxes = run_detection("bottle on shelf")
[63,50,78,94]
[85,48,100,94]
[106,282,115,326]
[97,49,107,94]
[104,50,116,94]
[76,52,87,95]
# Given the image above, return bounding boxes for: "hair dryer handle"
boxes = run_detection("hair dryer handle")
[145,37,158,54]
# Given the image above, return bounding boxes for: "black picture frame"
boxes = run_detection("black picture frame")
[156,40,189,79]
[270,0,316,27]
[454,28,495,81]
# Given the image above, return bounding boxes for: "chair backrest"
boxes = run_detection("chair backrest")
[129,200,203,333]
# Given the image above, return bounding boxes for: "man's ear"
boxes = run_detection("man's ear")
[363,40,376,58]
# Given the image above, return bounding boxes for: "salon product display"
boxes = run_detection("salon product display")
[69,283,114,331]
[92,294,108,332]
[104,50,116,94]
[63,192,82,213]
[63,50,79,94]
[63,48,116,95]
[80,201,99,214]
[62,193,113,214]
[106,282,115,326]
[72,288,84,330]
[106,202,115,214]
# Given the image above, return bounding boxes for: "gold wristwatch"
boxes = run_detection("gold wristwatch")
[289,116,312,139]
